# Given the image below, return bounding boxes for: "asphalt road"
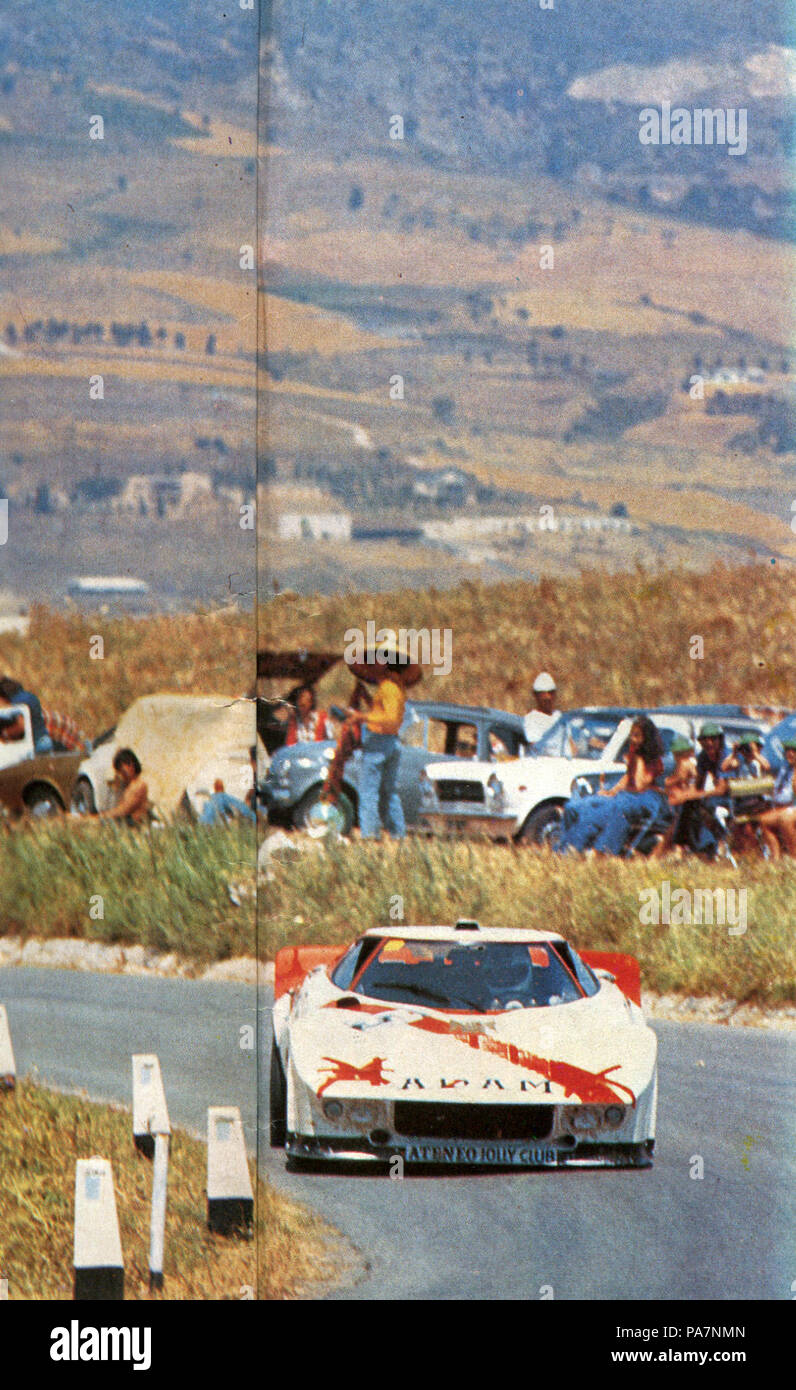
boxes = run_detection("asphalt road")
[2,968,794,1300]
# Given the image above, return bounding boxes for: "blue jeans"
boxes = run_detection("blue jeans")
[358,730,405,839]
[558,789,663,855]
[199,792,256,826]
[591,789,665,855]
[557,793,613,853]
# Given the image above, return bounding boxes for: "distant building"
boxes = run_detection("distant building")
[114,472,213,517]
[411,468,471,506]
[67,576,150,608]
[277,512,352,542]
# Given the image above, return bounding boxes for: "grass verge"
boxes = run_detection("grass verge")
[0,1080,344,1300]
[262,838,796,1006]
[0,822,256,965]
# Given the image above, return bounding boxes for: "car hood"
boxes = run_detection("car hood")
[425,755,624,789]
[288,986,656,1105]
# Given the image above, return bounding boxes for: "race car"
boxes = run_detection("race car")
[270,920,657,1169]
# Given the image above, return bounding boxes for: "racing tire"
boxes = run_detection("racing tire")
[292,785,356,837]
[70,776,97,815]
[270,1044,288,1149]
[517,801,565,846]
[23,783,65,818]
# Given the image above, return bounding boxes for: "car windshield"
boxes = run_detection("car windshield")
[349,938,585,1011]
[531,711,625,761]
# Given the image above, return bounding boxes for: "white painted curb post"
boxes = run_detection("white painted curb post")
[0,1004,16,1090]
[207,1106,254,1235]
[131,1054,170,1158]
[73,1157,124,1300]
[131,1055,171,1291]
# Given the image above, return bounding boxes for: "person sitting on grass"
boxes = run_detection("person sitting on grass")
[666,721,731,857]
[198,777,256,827]
[556,716,664,856]
[102,748,151,826]
[650,735,697,859]
[721,734,771,780]
[749,737,796,859]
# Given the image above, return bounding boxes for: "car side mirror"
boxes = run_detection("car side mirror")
[594,968,616,984]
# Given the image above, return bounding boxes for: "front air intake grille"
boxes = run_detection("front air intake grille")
[436,781,485,804]
[393,1102,555,1141]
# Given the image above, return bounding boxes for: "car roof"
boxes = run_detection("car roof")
[575,704,753,718]
[408,701,524,723]
[362,925,565,944]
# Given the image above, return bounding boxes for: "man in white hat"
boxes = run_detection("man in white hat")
[523,672,560,746]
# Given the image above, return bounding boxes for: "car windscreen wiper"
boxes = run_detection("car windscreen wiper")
[372,980,486,1011]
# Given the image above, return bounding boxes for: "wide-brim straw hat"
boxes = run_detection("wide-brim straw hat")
[346,639,423,687]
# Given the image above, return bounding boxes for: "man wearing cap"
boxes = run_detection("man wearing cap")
[665,722,730,855]
[650,735,696,858]
[523,672,560,746]
[347,646,412,840]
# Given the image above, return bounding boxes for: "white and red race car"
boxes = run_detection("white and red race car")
[270,921,657,1169]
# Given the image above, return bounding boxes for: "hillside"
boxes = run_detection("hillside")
[0,0,792,605]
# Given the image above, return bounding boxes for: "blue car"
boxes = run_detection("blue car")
[261,700,529,835]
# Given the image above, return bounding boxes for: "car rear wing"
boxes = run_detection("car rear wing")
[274,945,346,1000]
[579,951,642,1007]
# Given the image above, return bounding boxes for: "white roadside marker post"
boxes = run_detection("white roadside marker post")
[131,1054,171,1290]
[73,1157,124,1300]
[131,1053,170,1158]
[206,1106,254,1235]
[148,1130,170,1292]
[0,1004,16,1091]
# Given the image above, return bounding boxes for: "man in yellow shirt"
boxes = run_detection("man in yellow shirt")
[347,656,409,839]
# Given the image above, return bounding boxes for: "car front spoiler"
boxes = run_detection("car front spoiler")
[286,1135,654,1169]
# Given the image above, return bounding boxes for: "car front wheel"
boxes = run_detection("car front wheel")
[292,785,355,837]
[517,801,565,846]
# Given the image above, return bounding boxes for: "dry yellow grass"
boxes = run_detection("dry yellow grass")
[0,351,253,390]
[0,605,254,733]
[128,270,253,323]
[259,561,796,711]
[262,293,389,355]
[0,1080,345,1300]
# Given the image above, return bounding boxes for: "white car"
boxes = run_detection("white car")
[418,708,771,845]
[71,693,257,819]
[271,920,657,1169]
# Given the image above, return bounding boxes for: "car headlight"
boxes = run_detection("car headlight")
[570,1106,601,1133]
[486,773,505,809]
[419,770,436,805]
[603,1105,626,1128]
[323,1100,344,1120]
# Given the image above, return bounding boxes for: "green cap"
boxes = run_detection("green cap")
[782,737,796,751]
[736,732,761,748]
[699,721,723,739]
[670,736,693,755]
